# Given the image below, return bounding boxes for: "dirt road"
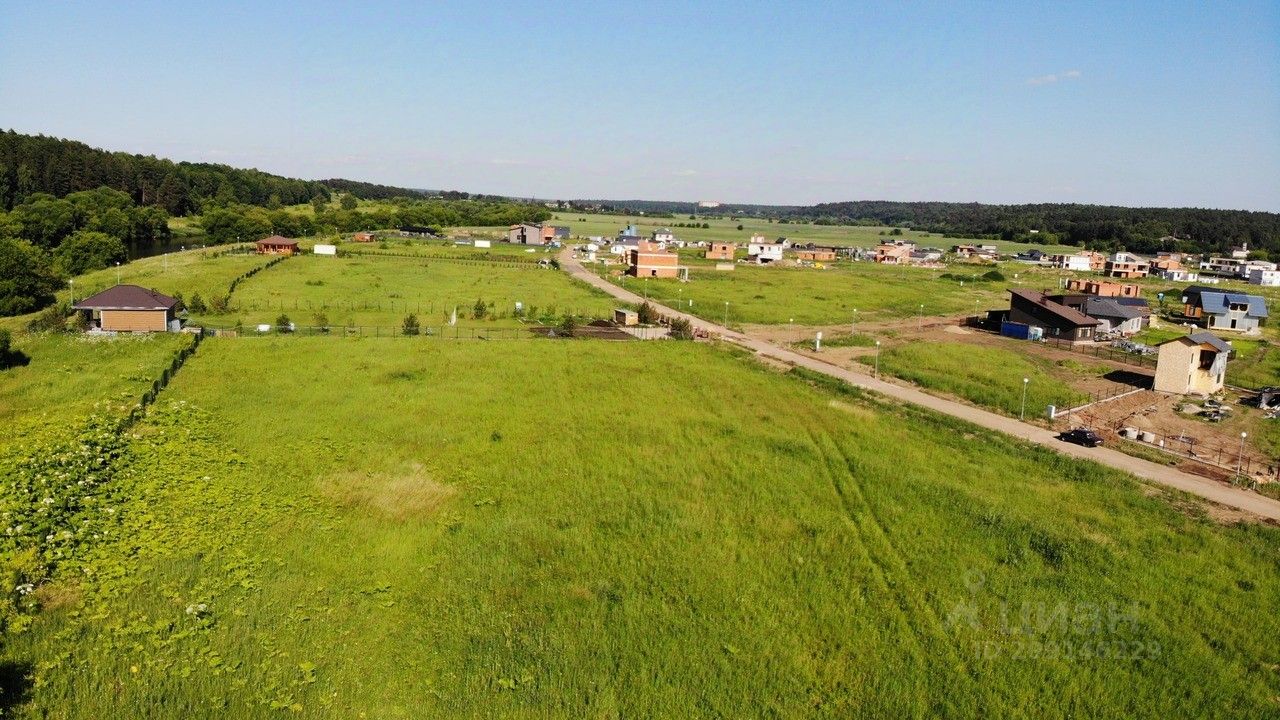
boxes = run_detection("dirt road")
[562,251,1280,522]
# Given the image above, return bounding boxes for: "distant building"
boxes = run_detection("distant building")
[507,223,569,245]
[705,242,736,261]
[952,244,999,260]
[1104,252,1149,278]
[747,236,786,264]
[1248,268,1280,287]
[1063,279,1142,298]
[874,242,915,264]
[352,232,376,242]
[651,228,676,245]
[628,241,680,278]
[1007,289,1100,343]
[1050,254,1093,272]
[1153,332,1230,396]
[793,248,837,262]
[73,285,179,333]
[256,236,299,255]
[1182,287,1268,333]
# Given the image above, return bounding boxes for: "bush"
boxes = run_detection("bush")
[637,302,659,325]
[312,312,329,329]
[26,303,69,332]
[209,294,231,313]
[557,315,577,337]
[402,314,420,336]
[982,269,1006,282]
[0,329,30,369]
[670,317,694,340]
[472,298,488,320]
[171,292,186,312]
[187,292,207,314]
[275,314,292,333]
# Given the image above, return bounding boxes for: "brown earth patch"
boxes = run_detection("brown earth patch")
[322,463,457,520]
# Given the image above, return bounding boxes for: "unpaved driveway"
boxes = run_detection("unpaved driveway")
[562,250,1280,522]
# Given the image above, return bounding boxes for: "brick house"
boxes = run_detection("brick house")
[628,241,680,278]
[705,242,736,261]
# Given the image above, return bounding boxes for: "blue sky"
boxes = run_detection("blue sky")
[2,1,1277,210]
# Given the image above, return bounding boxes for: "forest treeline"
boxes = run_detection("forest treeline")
[567,198,1279,256]
[797,201,1280,255]
[0,131,549,318]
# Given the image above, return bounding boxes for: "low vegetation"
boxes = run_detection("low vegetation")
[1,338,1276,717]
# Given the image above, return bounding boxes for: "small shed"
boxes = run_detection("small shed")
[614,309,639,327]
[313,244,337,256]
[256,236,299,255]
[352,232,376,242]
[73,285,178,333]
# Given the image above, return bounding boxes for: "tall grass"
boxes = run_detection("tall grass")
[2,339,1277,717]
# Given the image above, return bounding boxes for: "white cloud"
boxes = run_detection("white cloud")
[1027,69,1083,86]
[672,168,698,177]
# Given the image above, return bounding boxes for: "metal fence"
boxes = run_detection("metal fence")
[1039,338,1157,368]
[340,248,543,268]
[1121,430,1277,482]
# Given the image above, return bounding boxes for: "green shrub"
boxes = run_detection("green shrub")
[402,314,420,336]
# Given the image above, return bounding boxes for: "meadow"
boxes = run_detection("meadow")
[603,261,1011,326]
[189,254,618,329]
[0,332,191,444]
[1,338,1277,717]
[854,341,1097,418]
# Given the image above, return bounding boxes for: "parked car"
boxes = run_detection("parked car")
[1059,428,1104,447]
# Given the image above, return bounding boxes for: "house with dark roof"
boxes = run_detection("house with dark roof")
[1082,298,1146,336]
[1008,289,1100,343]
[72,285,179,333]
[1046,293,1148,335]
[1181,286,1267,333]
[1154,332,1230,396]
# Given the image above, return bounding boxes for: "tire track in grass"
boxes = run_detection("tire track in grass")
[803,419,989,715]
[796,423,932,712]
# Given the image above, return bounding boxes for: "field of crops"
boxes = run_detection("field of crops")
[1,337,1277,718]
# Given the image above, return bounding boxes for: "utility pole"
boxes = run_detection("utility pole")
[1020,377,1030,420]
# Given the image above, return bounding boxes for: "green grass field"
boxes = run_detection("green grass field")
[2,338,1277,718]
[0,332,191,447]
[605,261,1010,326]
[189,254,618,329]
[855,341,1095,417]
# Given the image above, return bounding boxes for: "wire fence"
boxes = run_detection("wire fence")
[199,324,539,340]
[1120,430,1278,482]
[340,248,545,268]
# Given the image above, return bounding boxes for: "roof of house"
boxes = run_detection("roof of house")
[257,235,298,246]
[1162,331,1232,354]
[1083,298,1143,321]
[72,284,177,311]
[1198,291,1268,318]
[1010,288,1100,327]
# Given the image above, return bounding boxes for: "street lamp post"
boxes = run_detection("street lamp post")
[918,303,923,330]
[852,308,857,337]
[723,301,729,327]
[1020,377,1030,420]
[69,279,74,305]
[874,340,881,378]
[1238,432,1248,479]
[115,262,121,285]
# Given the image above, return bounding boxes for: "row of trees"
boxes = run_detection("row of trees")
[198,199,550,245]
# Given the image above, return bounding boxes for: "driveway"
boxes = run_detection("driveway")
[562,250,1280,522]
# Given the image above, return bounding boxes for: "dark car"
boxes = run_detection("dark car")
[1059,428,1103,447]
